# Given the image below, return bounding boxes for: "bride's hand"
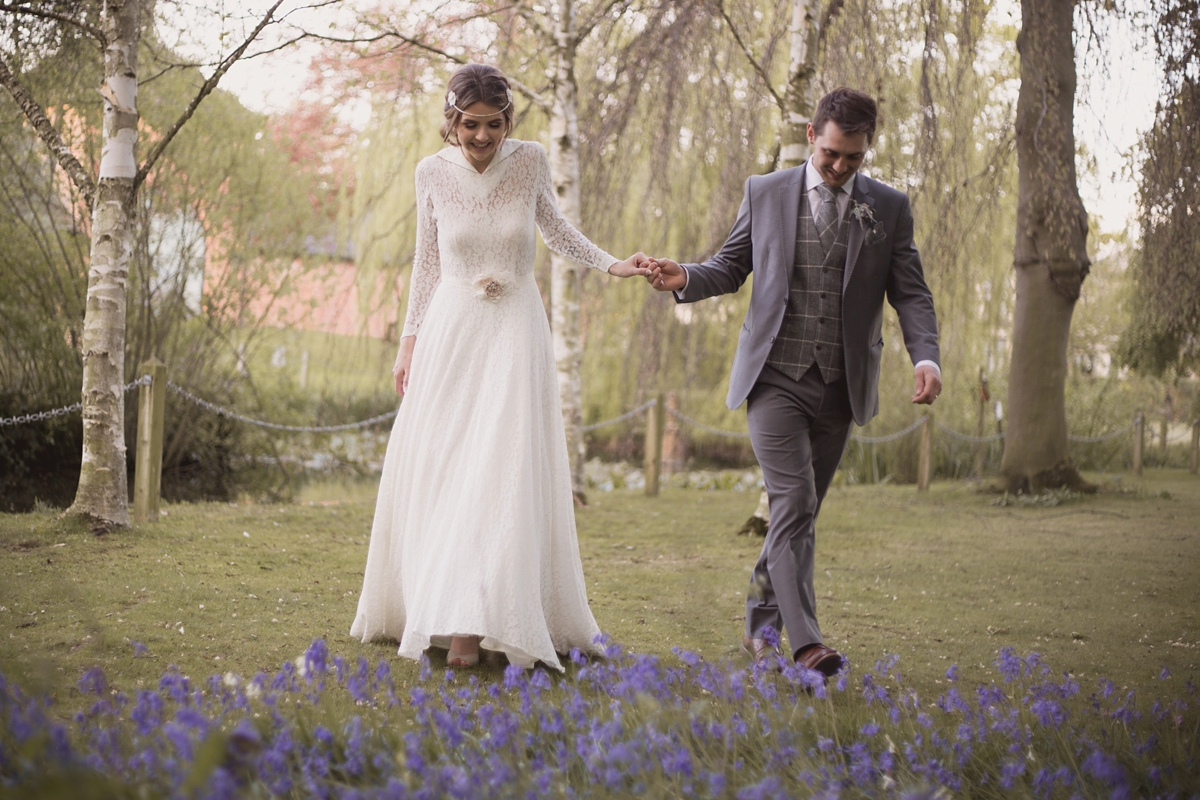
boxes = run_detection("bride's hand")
[607,252,654,279]
[393,336,417,396]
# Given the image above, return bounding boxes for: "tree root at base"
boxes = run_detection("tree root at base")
[735,514,768,537]
[1000,460,1098,495]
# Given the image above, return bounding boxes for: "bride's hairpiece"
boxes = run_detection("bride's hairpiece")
[446,86,514,117]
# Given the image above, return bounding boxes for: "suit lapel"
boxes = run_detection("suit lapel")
[779,167,804,290]
[843,177,874,293]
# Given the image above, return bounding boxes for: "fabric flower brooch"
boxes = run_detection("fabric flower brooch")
[475,275,513,302]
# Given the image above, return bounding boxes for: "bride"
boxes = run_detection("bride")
[350,63,650,670]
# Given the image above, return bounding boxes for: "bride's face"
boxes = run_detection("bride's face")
[456,102,507,170]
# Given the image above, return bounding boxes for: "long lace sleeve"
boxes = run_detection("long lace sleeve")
[401,161,440,338]
[532,144,618,273]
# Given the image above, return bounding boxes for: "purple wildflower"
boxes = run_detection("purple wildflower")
[78,667,108,697]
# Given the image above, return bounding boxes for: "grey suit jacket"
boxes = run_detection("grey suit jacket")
[677,165,939,425]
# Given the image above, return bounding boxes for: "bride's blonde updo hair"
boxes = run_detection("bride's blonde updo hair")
[440,64,515,145]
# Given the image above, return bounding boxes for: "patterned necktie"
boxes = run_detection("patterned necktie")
[814,183,840,254]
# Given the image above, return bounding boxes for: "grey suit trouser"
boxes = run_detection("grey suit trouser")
[745,364,854,658]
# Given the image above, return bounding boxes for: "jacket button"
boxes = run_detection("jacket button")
[815,345,822,351]
[769,336,775,343]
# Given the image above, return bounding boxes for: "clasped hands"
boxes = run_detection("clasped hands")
[608,253,687,292]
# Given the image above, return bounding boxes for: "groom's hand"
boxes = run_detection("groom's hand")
[912,364,941,405]
[646,258,686,292]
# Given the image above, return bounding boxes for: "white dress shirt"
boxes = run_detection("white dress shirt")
[805,158,855,223]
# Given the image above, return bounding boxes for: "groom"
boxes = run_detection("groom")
[647,88,941,677]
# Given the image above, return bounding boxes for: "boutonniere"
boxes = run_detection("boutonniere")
[850,199,887,246]
[849,199,876,228]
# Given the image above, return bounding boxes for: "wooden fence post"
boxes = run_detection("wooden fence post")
[133,358,166,523]
[917,413,933,492]
[1133,412,1144,476]
[644,394,665,497]
[661,391,683,474]
[1190,419,1198,475]
[974,369,988,478]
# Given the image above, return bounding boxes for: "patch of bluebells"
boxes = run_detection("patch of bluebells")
[1,641,1196,798]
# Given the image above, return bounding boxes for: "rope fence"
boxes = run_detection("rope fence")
[0,375,151,427]
[855,416,930,444]
[4,377,1189,454]
[4,365,1198,509]
[166,382,398,433]
[582,400,657,432]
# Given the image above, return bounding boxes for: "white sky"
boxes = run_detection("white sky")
[195,0,1161,234]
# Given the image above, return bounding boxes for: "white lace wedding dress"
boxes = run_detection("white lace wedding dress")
[350,139,613,670]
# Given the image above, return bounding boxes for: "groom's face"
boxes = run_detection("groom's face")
[807,121,871,189]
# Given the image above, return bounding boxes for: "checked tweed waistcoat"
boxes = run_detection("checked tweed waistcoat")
[765,190,849,384]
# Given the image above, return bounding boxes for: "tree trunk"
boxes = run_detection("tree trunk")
[68,0,141,527]
[745,0,821,530]
[1000,0,1092,493]
[549,0,588,504]
[779,0,821,170]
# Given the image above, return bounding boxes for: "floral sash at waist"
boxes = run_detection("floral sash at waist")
[441,272,535,303]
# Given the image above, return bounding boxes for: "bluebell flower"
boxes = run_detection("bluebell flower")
[999,758,1025,789]
[672,647,702,668]
[735,775,786,800]
[130,691,164,736]
[503,664,526,691]
[78,667,108,697]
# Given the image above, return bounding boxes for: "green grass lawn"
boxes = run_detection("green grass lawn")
[1,470,1197,708]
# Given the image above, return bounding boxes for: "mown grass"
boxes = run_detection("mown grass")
[1,470,1197,709]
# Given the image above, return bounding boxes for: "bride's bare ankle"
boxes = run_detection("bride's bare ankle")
[449,635,480,655]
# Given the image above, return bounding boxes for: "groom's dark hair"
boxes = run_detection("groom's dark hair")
[812,89,878,143]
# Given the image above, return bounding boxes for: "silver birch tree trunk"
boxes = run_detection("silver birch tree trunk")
[548,0,589,504]
[780,0,821,170]
[68,0,141,527]
[999,0,1092,493]
[745,0,821,532]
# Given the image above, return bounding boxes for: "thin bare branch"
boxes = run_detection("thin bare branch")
[0,1,106,45]
[576,0,631,43]
[0,54,96,207]
[136,0,285,188]
[818,0,846,45]
[310,26,554,110]
[511,0,555,49]
[710,0,785,113]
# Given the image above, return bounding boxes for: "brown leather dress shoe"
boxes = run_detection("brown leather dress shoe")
[795,643,844,677]
[742,636,782,665]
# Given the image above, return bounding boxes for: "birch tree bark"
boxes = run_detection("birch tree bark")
[2,0,284,526]
[999,0,1092,493]
[726,0,826,533]
[68,0,141,526]
[548,0,589,504]
[779,0,821,170]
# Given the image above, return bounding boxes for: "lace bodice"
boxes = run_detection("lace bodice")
[401,139,618,337]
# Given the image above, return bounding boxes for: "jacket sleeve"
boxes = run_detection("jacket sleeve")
[676,177,755,302]
[884,194,940,367]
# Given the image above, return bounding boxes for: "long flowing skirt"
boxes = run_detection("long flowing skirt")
[350,272,602,669]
